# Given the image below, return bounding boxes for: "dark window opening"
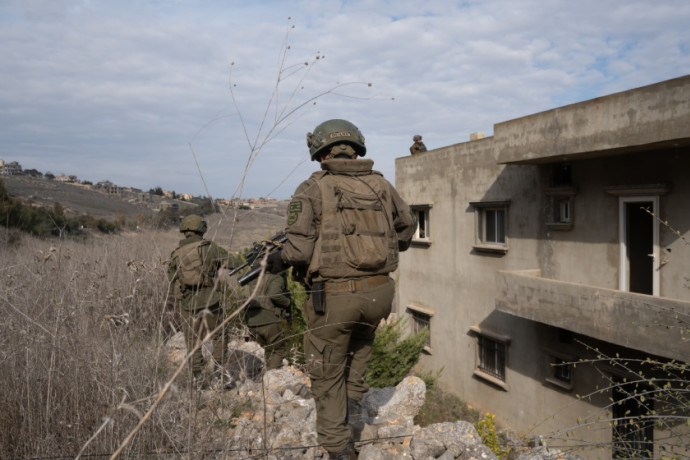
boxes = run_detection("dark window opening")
[558,329,574,344]
[553,163,572,186]
[478,335,506,381]
[552,357,572,383]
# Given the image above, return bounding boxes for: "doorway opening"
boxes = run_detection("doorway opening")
[619,196,658,295]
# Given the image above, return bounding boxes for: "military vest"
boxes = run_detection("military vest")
[243,274,283,326]
[172,239,212,288]
[310,170,398,279]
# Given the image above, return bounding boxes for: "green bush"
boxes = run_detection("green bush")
[365,319,429,388]
[96,218,120,233]
[475,412,510,459]
[0,179,120,238]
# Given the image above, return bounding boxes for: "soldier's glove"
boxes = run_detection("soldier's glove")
[266,250,286,274]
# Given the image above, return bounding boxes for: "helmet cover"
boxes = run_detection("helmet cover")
[307,119,366,161]
[179,214,207,234]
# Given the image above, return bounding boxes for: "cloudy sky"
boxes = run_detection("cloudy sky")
[1,1,689,200]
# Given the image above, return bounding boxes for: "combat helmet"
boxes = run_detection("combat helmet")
[179,214,207,234]
[413,134,422,141]
[306,119,366,161]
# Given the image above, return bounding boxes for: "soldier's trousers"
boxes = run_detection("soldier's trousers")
[181,304,226,373]
[303,276,395,453]
[248,320,287,370]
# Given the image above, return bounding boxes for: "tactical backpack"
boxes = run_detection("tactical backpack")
[173,240,212,288]
[312,171,398,278]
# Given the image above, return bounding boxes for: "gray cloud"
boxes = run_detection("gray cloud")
[1,0,688,199]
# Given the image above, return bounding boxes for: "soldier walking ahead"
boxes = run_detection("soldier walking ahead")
[243,269,291,370]
[168,214,233,388]
[268,119,415,459]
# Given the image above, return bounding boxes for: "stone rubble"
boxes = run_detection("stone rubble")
[166,331,579,460]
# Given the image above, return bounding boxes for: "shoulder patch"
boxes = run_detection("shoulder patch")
[287,200,302,225]
[289,201,302,213]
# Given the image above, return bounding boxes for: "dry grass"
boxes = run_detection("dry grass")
[414,385,481,428]
[0,229,209,458]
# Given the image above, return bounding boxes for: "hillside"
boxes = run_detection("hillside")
[1,175,288,251]
[3,176,152,219]
[204,207,287,253]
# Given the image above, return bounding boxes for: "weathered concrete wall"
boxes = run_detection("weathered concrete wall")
[496,75,690,164]
[396,140,616,453]
[394,75,690,459]
[542,150,690,299]
[396,139,579,437]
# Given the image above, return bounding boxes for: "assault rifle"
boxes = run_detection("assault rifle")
[228,230,287,286]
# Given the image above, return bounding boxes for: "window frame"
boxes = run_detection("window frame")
[470,326,510,390]
[470,200,510,254]
[544,348,575,391]
[545,187,576,231]
[410,204,432,246]
[407,304,433,353]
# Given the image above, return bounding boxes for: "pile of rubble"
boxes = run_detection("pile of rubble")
[165,332,582,460]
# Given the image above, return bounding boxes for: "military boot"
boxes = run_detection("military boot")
[327,447,355,460]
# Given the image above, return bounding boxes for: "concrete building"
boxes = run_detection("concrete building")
[96,180,120,195]
[0,160,22,176]
[137,192,152,202]
[395,75,690,459]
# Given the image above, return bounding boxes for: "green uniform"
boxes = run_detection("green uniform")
[409,140,427,155]
[244,272,291,370]
[168,234,231,373]
[280,157,414,453]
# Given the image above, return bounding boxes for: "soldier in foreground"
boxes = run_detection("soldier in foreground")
[167,214,232,388]
[268,119,415,459]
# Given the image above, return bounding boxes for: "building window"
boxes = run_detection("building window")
[478,335,506,380]
[553,357,572,382]
[470,326,510,390]
[482,208,506,244]
[407,305,433,351]
[557,199,571,223]
[545,187,576,231]
[470,201,510,254]
[545,349,575,391]
[552,163,572,186]
[411,205,432,245]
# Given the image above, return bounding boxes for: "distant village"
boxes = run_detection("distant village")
[0,159,282,212]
